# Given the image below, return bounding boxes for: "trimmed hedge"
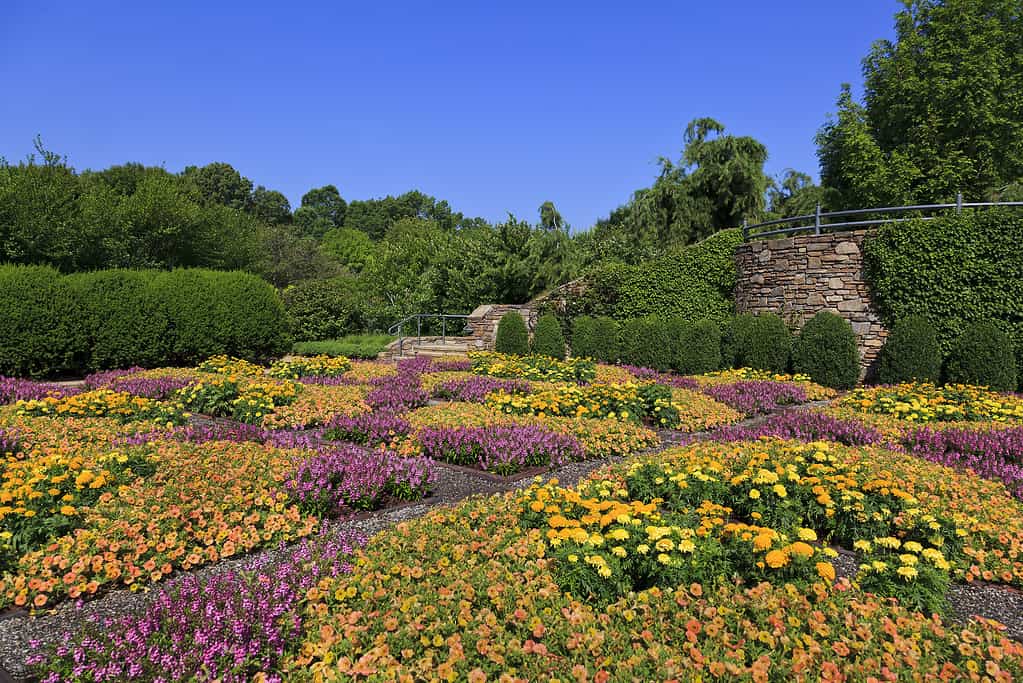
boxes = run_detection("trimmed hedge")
[620,316,672,371]
[283,275,365,342]
[592,317,621,363]
[495,311,530,355]
[0,267,290,377]
[66,270,169,370]
[674,319,722,375]
[944,321,1017,391]
[877,315,942,384]
[0,265,84,378]
[571,316,620,362]
[792,312,860,389]
[532,313,566,359]
[727,313,792,373]
[563,229,741,326]
[865,209,1023,388]
[721,314,756,370]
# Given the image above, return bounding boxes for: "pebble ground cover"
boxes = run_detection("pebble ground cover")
[3,353,1023,679]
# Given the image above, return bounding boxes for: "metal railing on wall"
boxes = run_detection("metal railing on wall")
[741,194,1023,242]
[387,313,471,356]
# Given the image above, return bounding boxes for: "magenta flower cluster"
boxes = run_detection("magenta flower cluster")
[365,374,428,413]
[619,365,700,390]
[901,426,1023,499]
[83,368,145,389]
[28,527,364,683]
[701,380,808,416]
[323,411,411,446]
[416,424,583,475]
[282,444,435,514]
[0,376,82,404]
[432,376,531,403]
[704,409,884,447]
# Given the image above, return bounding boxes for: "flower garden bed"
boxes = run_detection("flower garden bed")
[5,355,1023,680]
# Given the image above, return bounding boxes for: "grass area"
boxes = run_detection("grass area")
[291,334,396,359]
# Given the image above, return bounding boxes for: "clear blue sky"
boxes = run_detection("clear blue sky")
[1,1,898,231]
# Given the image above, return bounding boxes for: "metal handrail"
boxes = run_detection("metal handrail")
[742,194,1023,242]
[388,313,471,356]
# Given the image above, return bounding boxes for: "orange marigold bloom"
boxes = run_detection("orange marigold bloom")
[765,549,788,569]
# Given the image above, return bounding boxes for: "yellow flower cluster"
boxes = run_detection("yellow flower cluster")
[693,367,836,400]
[196,355,266,377]
[469,351,596,382]
[268,355,352,379]
[669,388,743,431]
[486,382,647,421]
[15,390,184,424]
[840,383,1023,424]
[339,361,397,383]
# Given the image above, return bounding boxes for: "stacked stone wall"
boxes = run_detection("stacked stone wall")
[734,229,887,378]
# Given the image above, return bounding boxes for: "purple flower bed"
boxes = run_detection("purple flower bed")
[432,376,531,403]
[27,527,364,683]
[110,375,194,400]
[430,358,473,372]
[703,410,884,447]
[395,356,435,376]
[701,380,808,416]
[365,375,428,413]
[323,411,411,446]
[82,368,145,390]
[0,376,82,404]
[283,444,435,514]
[0,428,19,454]
[417,424,584,475]
[619,366,700,390]
[901,426,1023,499]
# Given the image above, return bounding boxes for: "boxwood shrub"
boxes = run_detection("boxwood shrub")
[495,311,530,356]
[283,275,365,342]
[726,313,791,373]
[620,316,672,371]
[792,312,860,389]
[66,270,169,370]
[877,315,942,384]
[674,319,722,375]
[0,265,85,378]
[944,321,1017,391]
[532,313,566,359]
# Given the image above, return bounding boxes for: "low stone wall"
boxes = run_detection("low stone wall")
[465,304,538,349]
[734,229,887,379]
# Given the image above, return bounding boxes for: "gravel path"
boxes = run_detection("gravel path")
[4,404,1022,680]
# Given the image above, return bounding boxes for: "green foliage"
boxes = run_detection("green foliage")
[150,269,289,365]
[283,275,366,342]
[619,317,672,371]
[571,316,620,362]
[568,229,741,325]
[945,321,1017,392]
[720,314,756,369]
[864,209,1023,388]
[792,312,860,389]
[728,313,792,373]
[674,319,722,375]
[65,270,169,370]
[818,1,1023,205]
[531,313,566,359]
[292,334,395,359]
[877,315,942,384]
[495,311,530,356]
[0,265,85,378]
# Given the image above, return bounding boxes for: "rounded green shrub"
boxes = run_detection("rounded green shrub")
[210,271,291,361]
[674,319,722,375]
[66,270,169,370]
[944,321,1017,391]
[728,313,792,373]
[532,313,566,359]
[570,316,598,359]
[720,314,756,369]
[619,316,672,371]
[0,265,85,377]
[592,316,621,363]
[283,275,365,342]
[792,312,860,389]
[150,270,225,364]
[877,315,942,384]
[495,311,529,356]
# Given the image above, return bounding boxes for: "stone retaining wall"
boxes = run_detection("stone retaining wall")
[464,304,538,349]
[734,229,887,379]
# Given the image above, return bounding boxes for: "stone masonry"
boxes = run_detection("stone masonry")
[734,229,887,379]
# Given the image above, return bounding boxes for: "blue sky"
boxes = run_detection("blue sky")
[1,1,897,230]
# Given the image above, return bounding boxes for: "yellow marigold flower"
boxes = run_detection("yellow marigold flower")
[797,528,817,542]
[608,528,630,541]
[896,565,918,579]
[611,546,627,558]
[765,549,788,569]
[903,541,923,553]
[853,539,873,553]
[656,553,672,565]
[816,562,836,581]
[899,554,918,566]
[772,484,787,498]
[636,544,650,555]
[59,505,76,516]
[655,538,674,552]
[749,488,761,500]
[753,533,774,551]
[788,542,814,559]
[678,539,696,553]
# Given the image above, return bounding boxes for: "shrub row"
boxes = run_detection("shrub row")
[879,315,1018,391]
[0,265,290,378]
[495,312,567,359]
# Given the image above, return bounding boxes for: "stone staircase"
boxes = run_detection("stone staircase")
[378,336,479,361]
